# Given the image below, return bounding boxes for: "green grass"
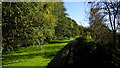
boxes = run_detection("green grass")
[2,39,73,68]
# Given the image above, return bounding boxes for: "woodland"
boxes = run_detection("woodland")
[2,2,120,68]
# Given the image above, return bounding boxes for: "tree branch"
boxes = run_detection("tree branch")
[104,2,113,30]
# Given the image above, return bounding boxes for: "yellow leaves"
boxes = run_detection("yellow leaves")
[43,13,50,21]
[44,13,56,22]
[42,7,57,27]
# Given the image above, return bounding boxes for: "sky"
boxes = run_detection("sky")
[63,2,90,27]
[63,2,120,32]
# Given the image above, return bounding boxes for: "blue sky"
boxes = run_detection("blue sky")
[63,2,90,27]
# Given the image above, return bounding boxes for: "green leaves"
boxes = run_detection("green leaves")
[2,2,85,51]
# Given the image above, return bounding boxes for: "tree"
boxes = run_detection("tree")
[88,1,120,48]
[103,2,120,47]
[89,6,112,45]
[2,2,58,50]
[2,2,83,51]
[89,4,120,67]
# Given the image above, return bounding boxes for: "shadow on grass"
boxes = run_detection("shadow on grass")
[2,66,45,68]
[2,50,59,65]
[49,40,71,44]
[2,39,72,66]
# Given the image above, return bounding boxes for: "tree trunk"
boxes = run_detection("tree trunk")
[118,34,120,48]
[113,30,116,48]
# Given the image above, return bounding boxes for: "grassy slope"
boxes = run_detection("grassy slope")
[2,39,73,67]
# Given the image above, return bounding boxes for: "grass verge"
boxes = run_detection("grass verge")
[2,39,73,68]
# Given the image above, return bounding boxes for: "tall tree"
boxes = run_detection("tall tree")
[89,7,112,44]
[89,1,120,48]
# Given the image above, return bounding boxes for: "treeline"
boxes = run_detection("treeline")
[2,2,85,51]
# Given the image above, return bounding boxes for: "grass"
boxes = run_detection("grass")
[2,39,73,68]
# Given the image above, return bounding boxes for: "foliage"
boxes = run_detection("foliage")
[89,7,113,44]
[2,2,84,51]
[88,1,120,47]
[88,3,120,67]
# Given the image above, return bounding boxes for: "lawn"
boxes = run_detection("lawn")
[2,39,73,68]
